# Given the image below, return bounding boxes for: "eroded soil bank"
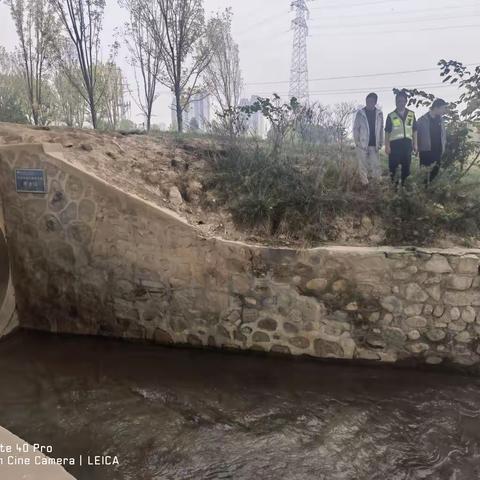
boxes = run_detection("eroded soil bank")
[1,122,476,248]
[1,330,480,480]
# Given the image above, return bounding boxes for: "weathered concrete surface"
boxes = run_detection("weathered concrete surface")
[1,143,480,367]
[0,195,17,338]
[0,426,75,479]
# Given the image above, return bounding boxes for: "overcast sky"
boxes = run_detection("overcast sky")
[1,0,479,128]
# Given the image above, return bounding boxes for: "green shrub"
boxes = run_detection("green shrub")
[208,142,374,241]
[207,140,480,246]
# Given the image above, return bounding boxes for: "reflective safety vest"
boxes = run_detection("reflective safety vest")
[388,110,415,142]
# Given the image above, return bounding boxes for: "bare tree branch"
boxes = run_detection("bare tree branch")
[203,8,243,135]
[141,0,211,132]
[47,0,107,129]
[7,0,56,125]
[120,0,162,132]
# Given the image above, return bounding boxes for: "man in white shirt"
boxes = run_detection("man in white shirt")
[353,92,384,185]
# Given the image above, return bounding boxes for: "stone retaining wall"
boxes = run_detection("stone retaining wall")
[1,143,480,367]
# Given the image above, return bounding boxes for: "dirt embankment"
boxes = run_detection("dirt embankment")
[0,123,476,249]
[0,123,240,238]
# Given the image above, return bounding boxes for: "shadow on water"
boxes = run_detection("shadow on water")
[1,330,480,479]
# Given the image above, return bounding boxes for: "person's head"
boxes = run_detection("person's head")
[365,92,378,110]
[395,91,408,110]
[431,98,448,117]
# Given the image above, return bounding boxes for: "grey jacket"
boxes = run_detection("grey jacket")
[417,113,447,154]
[353,107,384,150]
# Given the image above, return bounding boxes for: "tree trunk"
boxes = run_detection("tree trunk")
[30,94,39,125]
[146,104,152,132]
[175,87,183,133]
[91,108,97,129]
[88,90,98,129]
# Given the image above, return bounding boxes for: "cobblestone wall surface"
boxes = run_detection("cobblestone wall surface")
[1,143,480,367]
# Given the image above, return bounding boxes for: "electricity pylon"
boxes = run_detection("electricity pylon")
[289,0,313,104]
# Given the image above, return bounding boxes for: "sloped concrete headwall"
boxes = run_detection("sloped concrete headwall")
[0,194,17,338]
[1,143,480,367]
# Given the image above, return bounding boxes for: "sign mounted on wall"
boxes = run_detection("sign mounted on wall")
[15,169,47,194]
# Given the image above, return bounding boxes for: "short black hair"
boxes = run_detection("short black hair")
[432,98,448,109]
[395,91,408,101]
[366,92,378,101]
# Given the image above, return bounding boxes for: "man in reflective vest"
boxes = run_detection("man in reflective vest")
[385,91,418,185]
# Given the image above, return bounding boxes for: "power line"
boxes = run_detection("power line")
[235,9,290,36]
[309,3,480,22]
[310,23,480,36]
[311,82,454,94]
[309,84,456,96]
[250,81,455,96]
[310,0,409,10]
[233,8,480,43]
[309,13,480,30]
[244,62,480,86]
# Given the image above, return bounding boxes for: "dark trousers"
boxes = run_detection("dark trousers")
[419,151,441,183]
[389,147,412,185]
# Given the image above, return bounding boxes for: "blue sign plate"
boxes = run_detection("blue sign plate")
[15,169,47,194]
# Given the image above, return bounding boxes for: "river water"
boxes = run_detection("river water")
[1,331,480,480]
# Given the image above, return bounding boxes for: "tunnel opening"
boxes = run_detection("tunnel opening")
[0,228,9,309]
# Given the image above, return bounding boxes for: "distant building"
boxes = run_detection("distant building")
[170,93,211,132]
[191,93,211,130]
[239,95,268,138]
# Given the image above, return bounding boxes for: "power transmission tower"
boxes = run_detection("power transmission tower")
[289,0,313,104]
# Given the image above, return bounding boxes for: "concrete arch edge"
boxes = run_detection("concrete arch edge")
[0,197,18,339]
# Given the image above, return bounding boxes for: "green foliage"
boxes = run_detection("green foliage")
[383,168,480,244]
[396,59,480,175]
[0,80,29,124]
[217,96,356,153]
[207,136,480,246]
[207,141,382,241]
[0,49,29,124]
[443,121,476,171]
[118,119,137,131]
[439,60,480,121]
[207,77,480,246]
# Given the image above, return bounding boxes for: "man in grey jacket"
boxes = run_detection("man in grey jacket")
[417,98,448,183]
[353,92,384,185]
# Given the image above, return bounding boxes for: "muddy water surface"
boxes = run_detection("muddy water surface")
[1,331,480,479]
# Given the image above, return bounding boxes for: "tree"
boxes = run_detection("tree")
[396,60,480,175]
[438,60,480,122]
[142,0,211,133]
[331,102,356,147]
[204,9,242,135]
[48,0,107,129]
[7,0,56,125]
[0,48,29,123]
[120,0,162,132]
[241,95,301,153]
[52,69,86,127]
[97,62,129,130]
[294,103,335,145]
